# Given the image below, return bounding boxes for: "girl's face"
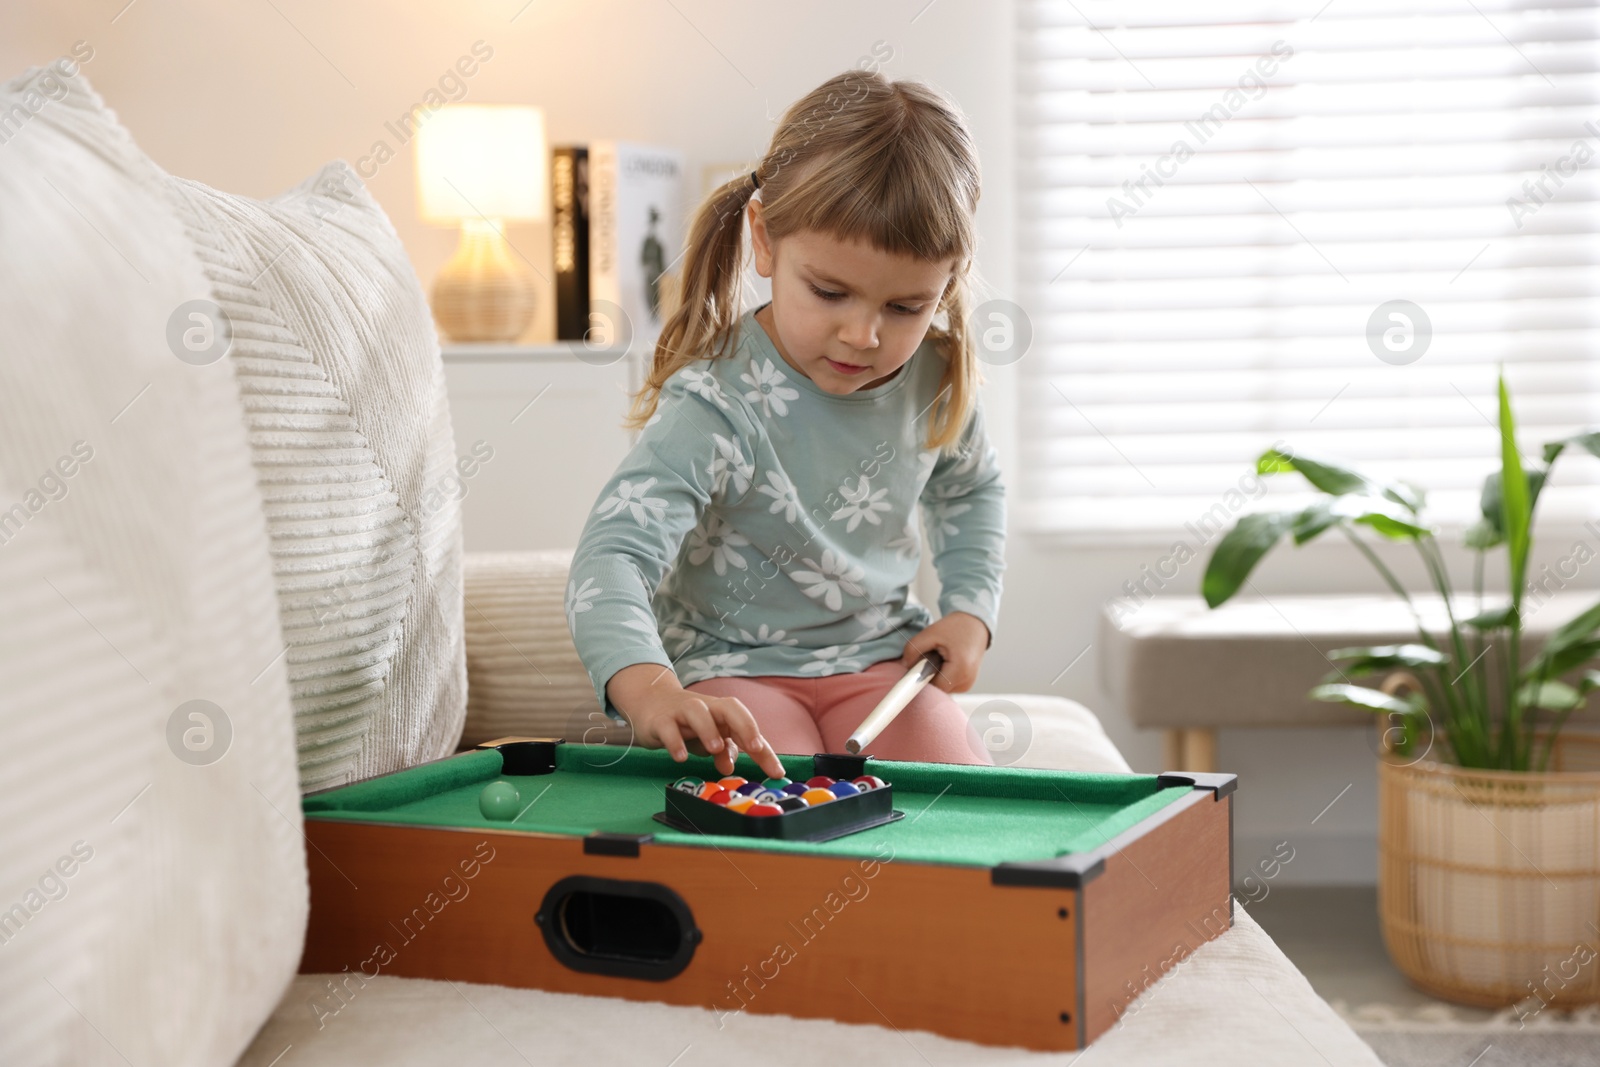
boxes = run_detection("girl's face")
[749,204,955,395]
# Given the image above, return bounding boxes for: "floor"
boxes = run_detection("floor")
[1242,885,1489,1014]
[1245,886,1600,1067]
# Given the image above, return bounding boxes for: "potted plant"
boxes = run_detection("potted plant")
[1202,371,1600,1009]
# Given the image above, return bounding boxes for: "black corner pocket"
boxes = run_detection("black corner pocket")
[535,875,700,981]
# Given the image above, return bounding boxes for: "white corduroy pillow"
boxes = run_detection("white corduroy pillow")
[462,550,634,746]
[0,65,305,1067]
[163,155,467,790]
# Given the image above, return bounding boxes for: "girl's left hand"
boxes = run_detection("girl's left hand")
[899,611,991,693]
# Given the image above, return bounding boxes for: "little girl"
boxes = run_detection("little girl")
[565,70,1004,780]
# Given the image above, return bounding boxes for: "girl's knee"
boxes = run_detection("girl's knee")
[869,694,992,765]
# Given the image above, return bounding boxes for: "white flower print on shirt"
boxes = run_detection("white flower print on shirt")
[852,604,902,642]
[799,643,867,675]
[679,651,751,685]
[677,367,731,409]
[687,513,750,576]
[831,474,893,532]
[791,549,867,611]
[756,470,802,522]
[596,476,668,528]
[736,623,800,647]
[707,434,753,498]
[740,357,800,417]
[924,499,972,554]
[925,479,977,504]
[948,588,998,626]
[886,519,919,560]
[949,441,986,481]
[619,604,661,640]
[566,575,601,632]
[662,622,699,658]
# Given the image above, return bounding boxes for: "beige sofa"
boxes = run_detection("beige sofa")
[1,64,1380,1066]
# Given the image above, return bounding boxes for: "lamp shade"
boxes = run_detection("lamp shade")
[416,105,547,224]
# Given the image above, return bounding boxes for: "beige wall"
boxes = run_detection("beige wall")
[4,0,1014,346]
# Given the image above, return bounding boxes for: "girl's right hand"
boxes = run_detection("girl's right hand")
[607,664,786,780]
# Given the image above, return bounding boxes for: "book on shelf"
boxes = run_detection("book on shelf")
[587,140,684,351]
[550,146,590,342]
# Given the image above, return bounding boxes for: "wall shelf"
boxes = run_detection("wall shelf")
[442,343,633,364]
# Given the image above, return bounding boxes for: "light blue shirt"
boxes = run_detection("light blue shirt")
[566,303,1006,721]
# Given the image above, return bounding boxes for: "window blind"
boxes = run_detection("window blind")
[1017,0,1600,543]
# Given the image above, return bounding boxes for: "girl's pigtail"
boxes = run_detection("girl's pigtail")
[926,268,982,457]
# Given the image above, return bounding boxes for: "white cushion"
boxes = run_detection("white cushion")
[953,691,1134,773]
[461,550,619,745]
[163,148,466,789]
[0,65,305,1067]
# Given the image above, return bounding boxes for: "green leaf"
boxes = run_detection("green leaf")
[1256,448,1424,514]
[1289,495,1432,545]
[1326,644,1450,672]
[1541,430,1600,467]
[1463,604,1517,631]
[1257,449,1297,475]
[1463,516,1502,550]
[1291,499,1340,544]
[1392,479,1428,514]
[1498,374,1532,605]
[1579,670,1600,695]
[1202,510,1297,608]
[1516,679,1585,712]
[1528,638,1600,682]
[1257,448,1362,494]
[1477,466,1546,542]
[1311,683,1426,716]
[1352,506,1433,541]
[1525,599,1600,678]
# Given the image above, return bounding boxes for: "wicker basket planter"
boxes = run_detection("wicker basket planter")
[1378,737,1600,1008]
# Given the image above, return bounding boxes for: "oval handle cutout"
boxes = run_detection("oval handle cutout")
[535,875,700,981]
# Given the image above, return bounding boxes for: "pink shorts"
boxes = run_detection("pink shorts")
[685,656,993,765]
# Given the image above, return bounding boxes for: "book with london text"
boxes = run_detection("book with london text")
[588,141,684,351]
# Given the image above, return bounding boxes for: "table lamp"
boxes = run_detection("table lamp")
[416,104,547,343]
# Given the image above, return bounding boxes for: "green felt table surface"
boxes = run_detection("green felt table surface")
[303,744,1190,868]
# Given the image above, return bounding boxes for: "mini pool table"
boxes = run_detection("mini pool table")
[299,738,1236,1051]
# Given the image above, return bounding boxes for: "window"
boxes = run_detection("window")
[1017,0,1600,543]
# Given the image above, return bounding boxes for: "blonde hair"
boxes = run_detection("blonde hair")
[623,69,985,456]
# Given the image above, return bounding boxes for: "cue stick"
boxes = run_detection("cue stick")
[845,649,945,755]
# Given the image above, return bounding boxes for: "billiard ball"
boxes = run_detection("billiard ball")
[735,782,765,796]
[761,776,793,791]
[805,776,836,788]
[671,776,705,794]
[727,796,757,814]
[800,788,836,806]
[698,782,724,800]
[478,781,520,821]
[828,781,861,799]
[705,788,732,805]
[751,788,785,804]
[781,782,809,797]
[745,802,784,817]
[777,796,809,813]
[718,776,748,791]
[853,775,887,791]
